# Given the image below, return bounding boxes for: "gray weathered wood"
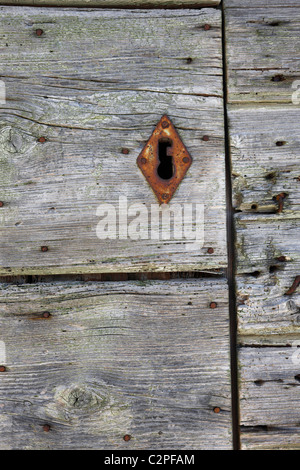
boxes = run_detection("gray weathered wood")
[239,347,300,450]
[0,278,232,450]
[0,7,226,275]
[0,0,220,6]
[229,106,300,344]
[224,2,300,103]
[229,106,300,214]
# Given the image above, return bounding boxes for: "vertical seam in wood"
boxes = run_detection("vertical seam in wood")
[221,0,240,451]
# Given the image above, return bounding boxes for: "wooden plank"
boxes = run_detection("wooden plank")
[239,347,300,449]
[0,1,220,6]
[0,7,226,275]
[0,278,232,450]
[225,0,299,7]
[229,106,300,214]
[229,106,300,341]
[224,3,300,103]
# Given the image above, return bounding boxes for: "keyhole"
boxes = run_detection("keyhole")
[157,139,174,180]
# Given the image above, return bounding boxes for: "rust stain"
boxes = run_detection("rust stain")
[285,276,300,295]
[136,115,192,204]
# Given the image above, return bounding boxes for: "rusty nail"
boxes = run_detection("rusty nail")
[182,156,189,163]
[210,302,217,309]
[161,121,169,129]
[0,366,6,372]
[141,157,147,164]
[35,29,44,36]
[204,24,211,31]
[207,247,214,254]
[43,424,51,432]
[202,135,210,141]
[121,148,129,155]
[38,136,47,143]
[0,201,4,207]
[41,246,48,252]
[273,192,286,213]
[276,255,286,262]
[123,434,131,442]
[285,276,300,295]
[213,407,221,413]
[43,312,51,318]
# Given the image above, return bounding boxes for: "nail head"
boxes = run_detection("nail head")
[210,302,217,309]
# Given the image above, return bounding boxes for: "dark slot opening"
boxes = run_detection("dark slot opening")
[157,139,173,180]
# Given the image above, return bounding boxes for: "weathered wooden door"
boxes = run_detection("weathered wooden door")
[2,0,299,452]
[0,2,232,450]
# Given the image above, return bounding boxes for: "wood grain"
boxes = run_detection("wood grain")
[0,1,220,6]
[239,347,300,450]
[0,7,226,275]
[0,278,232,450]
[229,106,300,214]
[224,3,300,103]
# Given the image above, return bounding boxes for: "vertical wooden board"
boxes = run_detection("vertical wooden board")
[224,2,300,103]
[0,279,232,449]
[0,7,226,275]
[239,347,300,449]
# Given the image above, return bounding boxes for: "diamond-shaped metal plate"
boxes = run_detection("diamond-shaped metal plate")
[137,115,192,204]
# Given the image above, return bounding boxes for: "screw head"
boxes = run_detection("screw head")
[213,407,221,413]
[123,434,131,442]
[161,193,168,200]
[38,136,47,143]
[182,156,189,164]
[121,148,129,155]
[42,312,51,318]
[207,247,214,254]
[161,121,169,129]
[41,246,48,252]
[35,29,44,36]
[210,302,217,309]
[202,135,210,141]
[0,366,6,372]
[0,201,4,208]
[43,424,51,432]
[141,157,147,164]
[204,24,211,31]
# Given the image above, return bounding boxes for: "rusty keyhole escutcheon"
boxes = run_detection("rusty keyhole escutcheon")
[136,115,192,204]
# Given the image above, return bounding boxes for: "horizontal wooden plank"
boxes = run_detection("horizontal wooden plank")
[235,214,300,275]
[0,1,220,6]
[239,346,300,449]
[0,278,231,450]
[225,0,299,7]
[229,106,300,214]
[0,7,226,275]
[225,5,300,103]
